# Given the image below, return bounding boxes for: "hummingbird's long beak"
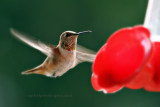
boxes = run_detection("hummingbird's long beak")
[73,30,92,35]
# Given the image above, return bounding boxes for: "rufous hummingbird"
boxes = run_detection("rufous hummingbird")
[11,29,96,77]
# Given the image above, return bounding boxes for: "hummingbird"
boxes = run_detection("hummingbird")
[10,28,96,77]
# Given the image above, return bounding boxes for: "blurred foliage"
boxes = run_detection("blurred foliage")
[1,0,160,107]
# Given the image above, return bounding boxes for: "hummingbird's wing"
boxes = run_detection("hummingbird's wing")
[10,28,54,56]
[75,45,96,66]
[76,51,96,63]
[76,44,96,54]
[71,51,95,68]
[70,44,96,67]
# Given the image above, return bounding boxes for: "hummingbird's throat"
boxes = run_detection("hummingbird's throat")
[67,47,76,51]
[60,42,76,51]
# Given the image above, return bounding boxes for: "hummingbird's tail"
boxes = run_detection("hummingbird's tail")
[21,66,45,75]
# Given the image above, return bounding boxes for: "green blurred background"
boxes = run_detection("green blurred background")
[1,0,160,107]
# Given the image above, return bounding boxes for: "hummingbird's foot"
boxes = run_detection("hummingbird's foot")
[51,72,63,78]
[51,72,57,78]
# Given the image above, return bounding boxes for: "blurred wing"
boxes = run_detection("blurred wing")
[71,51,96,68]
[76,51,96,63]
[10,28,54,56]
[76,44,96,54]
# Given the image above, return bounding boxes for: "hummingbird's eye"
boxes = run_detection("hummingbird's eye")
[65,33,70,37]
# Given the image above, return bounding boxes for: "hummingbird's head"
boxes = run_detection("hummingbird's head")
[59,30,92,51]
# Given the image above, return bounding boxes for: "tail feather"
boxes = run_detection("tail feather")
[21,66,45,75]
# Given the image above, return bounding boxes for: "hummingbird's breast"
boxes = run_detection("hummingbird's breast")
[47,47,76,77]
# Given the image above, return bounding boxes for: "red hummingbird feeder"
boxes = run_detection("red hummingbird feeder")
[91,0,160,93]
